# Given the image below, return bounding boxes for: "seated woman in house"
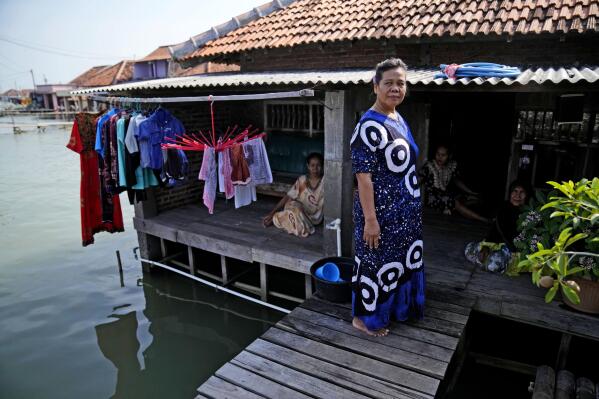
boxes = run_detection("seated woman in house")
[262,152,324,237]
[419,144,489,223]
[465,180,530,273]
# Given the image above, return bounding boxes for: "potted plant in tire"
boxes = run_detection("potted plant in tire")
[517,178,599,313]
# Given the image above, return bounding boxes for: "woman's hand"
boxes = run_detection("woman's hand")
[262,213,274,227]
[363,217,381,249]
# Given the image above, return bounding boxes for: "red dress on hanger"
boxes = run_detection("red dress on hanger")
[67,113,124,246]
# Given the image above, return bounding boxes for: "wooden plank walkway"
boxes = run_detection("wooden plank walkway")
[197,288,475,399]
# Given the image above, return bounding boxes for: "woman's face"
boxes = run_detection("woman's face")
[307,158,323,177]
[510,186,527,207]
[374,67,406,110]
[435,147,449,166]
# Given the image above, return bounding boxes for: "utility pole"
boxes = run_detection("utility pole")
[30,69,36,90]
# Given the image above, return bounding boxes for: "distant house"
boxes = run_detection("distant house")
[67,60,134,110]
[133,45,240,79]
[34,84,77,111]
[133,46,173,80]
[1,89,32,106]
[71,60,134,88]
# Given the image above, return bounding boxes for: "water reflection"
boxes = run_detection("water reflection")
[95,270,279,398]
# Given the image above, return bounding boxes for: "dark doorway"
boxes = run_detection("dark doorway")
[429,92,515,214]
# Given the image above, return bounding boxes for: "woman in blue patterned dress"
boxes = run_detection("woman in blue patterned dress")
[351,58,424,337]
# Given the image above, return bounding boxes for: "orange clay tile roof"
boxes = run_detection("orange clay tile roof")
[73,61,134,87]
[183,0,599,60]
[174,62,240,77]
[69,65,109,86]
[137,46,172,62]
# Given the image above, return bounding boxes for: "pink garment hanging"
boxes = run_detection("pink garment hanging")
[198,147,216,214]
[221,147,234,199]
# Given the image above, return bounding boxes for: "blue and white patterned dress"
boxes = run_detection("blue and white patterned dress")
[351,109,425,331]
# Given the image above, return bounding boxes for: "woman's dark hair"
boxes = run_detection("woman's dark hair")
[373,58,408,84]
[508,179,531,198]
[306,152,324,165]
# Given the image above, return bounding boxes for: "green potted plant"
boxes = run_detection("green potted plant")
[516,178,599,313]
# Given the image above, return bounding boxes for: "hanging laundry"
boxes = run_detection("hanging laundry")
[243,138,272,185]
[230,144,251,185]
[162,149,189,187]
[234,184,257,209]
[198,147,217,214]
[218,149,234,199]
[160,99,272,213]
[138,107,185,170]
[67,112,124,246]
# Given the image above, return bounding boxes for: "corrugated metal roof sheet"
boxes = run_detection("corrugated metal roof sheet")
[71,66,599,95]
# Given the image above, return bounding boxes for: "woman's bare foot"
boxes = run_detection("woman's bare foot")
[352,317,389,337]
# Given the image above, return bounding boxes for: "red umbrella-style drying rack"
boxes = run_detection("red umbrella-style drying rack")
[161,97,266,152]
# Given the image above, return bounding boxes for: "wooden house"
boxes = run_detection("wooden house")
[72,2,599,394]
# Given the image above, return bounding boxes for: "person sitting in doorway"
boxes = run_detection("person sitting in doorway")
[262,152,324,237]
[465,180,530,273]
[419,144,489,223]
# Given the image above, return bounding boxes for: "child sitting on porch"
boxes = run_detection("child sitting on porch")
[419,144,489,223]
[464,180,530,273]
[262,153,324,237]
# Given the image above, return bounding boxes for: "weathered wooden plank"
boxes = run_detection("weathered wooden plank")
[262,328,440,396]
[300,298,459,350]
[288,307,454,362]
[425,268,470,290]
[197,376,265,399]
[424,307,469,325]
[177,226,255,262]
[306,297,465,338]
[425,285,477,308]
[215,362,310,399]
[133,216,179,242]
[497,300,599,341]
[426,298,472,316]
[245,339,433,399]
[276,314,448,378]
[232,350,369,399]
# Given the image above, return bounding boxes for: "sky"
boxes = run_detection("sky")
[0,0,266,91]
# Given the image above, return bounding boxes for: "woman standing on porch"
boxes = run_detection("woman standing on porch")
[351,58,424,337]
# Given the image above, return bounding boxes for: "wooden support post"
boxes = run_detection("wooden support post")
[555,333,572,371]
[555,370,575,399]
[220,255,228,284]
[443,324,471,396]
[137,232,161,273]
[259,263,268,302]
[160,238,167,258]
[532,365,555,399]
[323,90,354,257]
[576,377,595,399]
[188,246,197,276]
[304,274,313,299]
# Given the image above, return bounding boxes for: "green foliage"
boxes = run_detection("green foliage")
[516,178,599,303]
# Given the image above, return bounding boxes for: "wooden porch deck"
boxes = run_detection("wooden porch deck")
[133,199,599,398]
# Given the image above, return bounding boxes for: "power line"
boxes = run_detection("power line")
[0,59,26,73]
[0,35,132,60]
